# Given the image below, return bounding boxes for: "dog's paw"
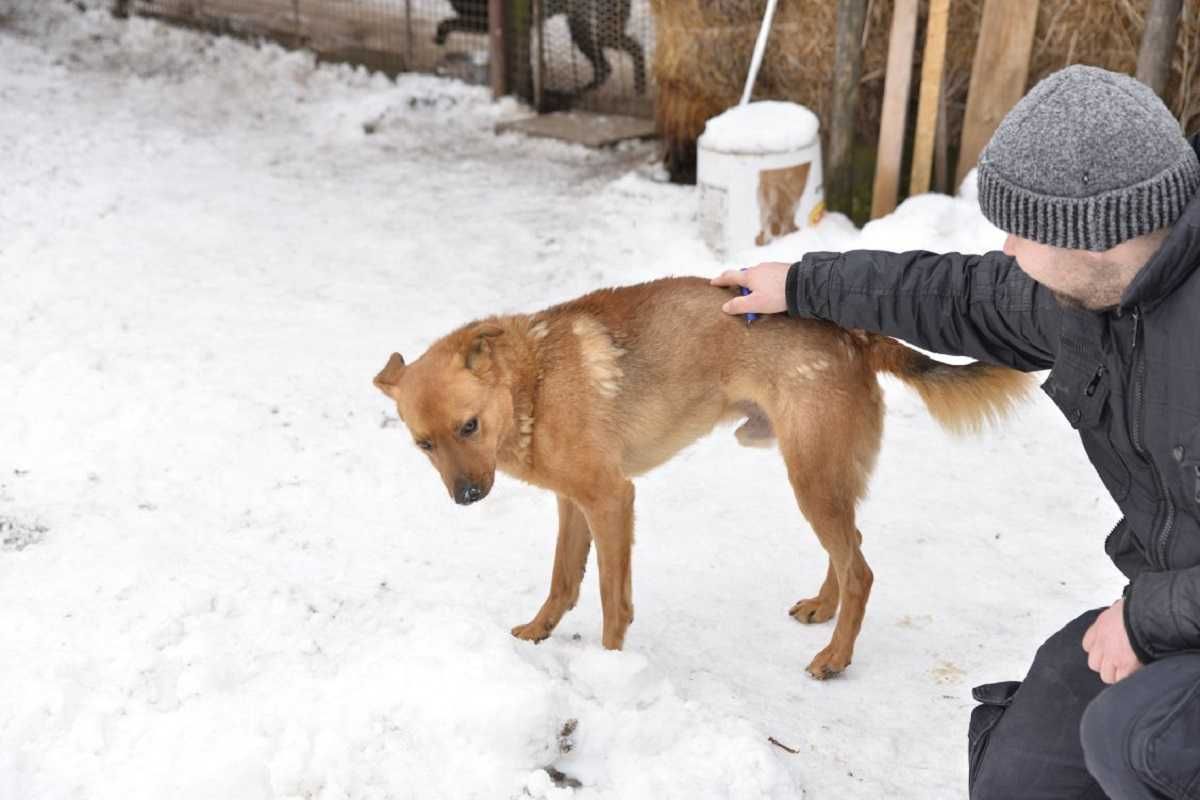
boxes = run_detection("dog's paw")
[805,645,851,680]
[511,622,550,643]
[788,597,836,624]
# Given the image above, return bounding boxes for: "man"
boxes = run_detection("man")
[714,65,1200,799]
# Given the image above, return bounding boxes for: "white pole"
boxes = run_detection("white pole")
[739,0,780,106]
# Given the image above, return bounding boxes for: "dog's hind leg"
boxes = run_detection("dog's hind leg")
[579,478,636,650]
[617,34,645,94]
[567,7,612,92]
[773,389,881,679]
[512,495,592,643]
[784,454,873,679]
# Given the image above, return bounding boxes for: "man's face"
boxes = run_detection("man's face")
[1002,234,1144,311]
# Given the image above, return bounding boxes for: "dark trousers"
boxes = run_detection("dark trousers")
[969,608,1200,799]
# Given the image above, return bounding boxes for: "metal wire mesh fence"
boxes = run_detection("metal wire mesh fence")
[525,0,653,117]
[119,1,655,118]
[122,1,483,80]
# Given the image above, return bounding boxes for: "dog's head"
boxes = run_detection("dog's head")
[374,322,512,506]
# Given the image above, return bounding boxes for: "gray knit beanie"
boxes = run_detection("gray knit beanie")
[977,64,1200,251]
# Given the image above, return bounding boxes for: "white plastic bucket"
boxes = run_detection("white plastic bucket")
[697,101,825,259]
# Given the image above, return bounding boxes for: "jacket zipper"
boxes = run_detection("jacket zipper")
[1129,307,1175,569]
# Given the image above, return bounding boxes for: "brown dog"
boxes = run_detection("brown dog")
[374,277,1031,678]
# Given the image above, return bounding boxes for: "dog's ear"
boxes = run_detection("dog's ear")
[373,352,406,398]
[464,323,504,374]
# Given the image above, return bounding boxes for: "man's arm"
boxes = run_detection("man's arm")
[1125,566,1200,659]
[785,250,1060,371]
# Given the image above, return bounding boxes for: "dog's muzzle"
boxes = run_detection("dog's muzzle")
[454,481,488,505]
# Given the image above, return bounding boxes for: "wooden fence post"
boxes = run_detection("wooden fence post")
[955,0,1038,187]
[870,0,918,219]
[1137,0,1183,97]
[827,0,869,215]
[909,0,950,196]
[405,0,413,72]
[489,0,507,99]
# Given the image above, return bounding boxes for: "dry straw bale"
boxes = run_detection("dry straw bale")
[654,0,1200,185]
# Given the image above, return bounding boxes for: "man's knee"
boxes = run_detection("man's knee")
[969,676,1109,800]
[969,610,1108,800]
[1037,608,1103,665]
[1081,660,1200,799]
[1080,685,1136,792]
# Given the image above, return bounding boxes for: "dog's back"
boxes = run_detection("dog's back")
[521,277,869,475]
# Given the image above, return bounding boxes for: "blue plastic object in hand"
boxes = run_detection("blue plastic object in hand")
[740,285,758,326]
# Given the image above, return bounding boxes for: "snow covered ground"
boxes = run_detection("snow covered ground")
[0,4,1125,798]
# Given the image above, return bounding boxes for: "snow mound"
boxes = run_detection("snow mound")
[700,101,820,154]
[0,3,1118,799]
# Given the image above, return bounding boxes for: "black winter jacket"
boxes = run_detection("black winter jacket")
[785,136,1200,663]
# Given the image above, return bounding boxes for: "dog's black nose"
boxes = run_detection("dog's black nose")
[455,482,485,505]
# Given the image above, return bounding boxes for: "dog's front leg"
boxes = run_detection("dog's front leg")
[512,495,591,643]
[579,479,635,650]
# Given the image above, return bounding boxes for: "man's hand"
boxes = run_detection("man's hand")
[1082,598,1143,684]
[711,261,791,316]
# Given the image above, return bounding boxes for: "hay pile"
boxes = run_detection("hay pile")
[651,0,894,182]
[1023,0,1198,130]
[654,0,1200,186]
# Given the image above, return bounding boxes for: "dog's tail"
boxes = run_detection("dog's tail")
[866,334,1035,435]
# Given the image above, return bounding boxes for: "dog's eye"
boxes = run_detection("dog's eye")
[416,439,433,451]
[460,418,478,437]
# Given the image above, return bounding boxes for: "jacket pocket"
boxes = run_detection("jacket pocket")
[1043,358,1131,502]
[1172,423,1200,518]
[1104,518,1148,580]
